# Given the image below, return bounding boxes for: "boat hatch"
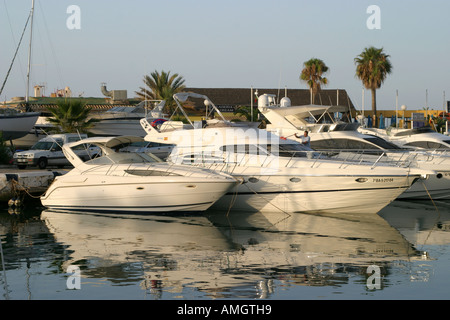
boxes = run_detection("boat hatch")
[125,169,181,177]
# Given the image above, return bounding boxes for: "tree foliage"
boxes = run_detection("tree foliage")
[300,58,329,104]
[46,99,98,134]
[135,70,186,114]
[0,132,13,164]
[355,47,393,122]
[233,106,258,122]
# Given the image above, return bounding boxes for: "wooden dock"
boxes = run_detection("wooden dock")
[0,166,67,204]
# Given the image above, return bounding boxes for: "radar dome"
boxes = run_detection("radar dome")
[280,97,291,108]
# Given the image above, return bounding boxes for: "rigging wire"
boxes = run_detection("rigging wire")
[37,0,65,90]
[2,0,27,88]
[0,7,32,98]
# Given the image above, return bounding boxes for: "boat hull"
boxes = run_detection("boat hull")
[0,112,40,140]
[41,175,237,213]
[329,151,450,200]
[209,169,420,214]
[90,119,146,137]
[397,170,450,200]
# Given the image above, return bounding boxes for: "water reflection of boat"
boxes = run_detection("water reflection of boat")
[40,204,428,298]
[379,200,450,246]
[206,209,421,267]
[40,209,240,297]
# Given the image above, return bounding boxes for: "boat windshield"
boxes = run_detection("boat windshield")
[403,140,450,149]
[85,151,162,165]
[363,137,401,149]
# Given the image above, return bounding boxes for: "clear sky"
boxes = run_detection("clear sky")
[1,0,450,112]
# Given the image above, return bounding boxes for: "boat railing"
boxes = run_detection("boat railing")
[168,148,416,174]
[312,149,418,168]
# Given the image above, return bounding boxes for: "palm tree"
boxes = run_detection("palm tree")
[233,106,259,122]
[355,47,392,126]
[300,58,329,104]
[46,99,98,133]
[135,70,186,114]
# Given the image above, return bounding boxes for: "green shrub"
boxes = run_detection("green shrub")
[0,132,13,164]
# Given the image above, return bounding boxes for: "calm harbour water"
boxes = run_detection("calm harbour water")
[1,199,450,300]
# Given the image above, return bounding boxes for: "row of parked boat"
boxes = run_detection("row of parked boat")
[39,91,450,216]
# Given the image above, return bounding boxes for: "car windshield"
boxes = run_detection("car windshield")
[30,141,57,150]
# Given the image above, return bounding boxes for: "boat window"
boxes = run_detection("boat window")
[332,123,360,131]
[363,137,400,149]
[311,138,400,150]
[72,143,93,150]
[128,141,150,148]
[220,144,267,155]
[404,141,450,149]
[125,169,181,176]
[393,127,434,136]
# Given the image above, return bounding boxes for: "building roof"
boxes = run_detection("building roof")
[183,87,355,111]
[12,88,356,114]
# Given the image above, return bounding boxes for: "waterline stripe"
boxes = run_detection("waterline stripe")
[226,185,410,195]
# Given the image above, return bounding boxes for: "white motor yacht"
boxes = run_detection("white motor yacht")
[141,92,431,215]
[88,100,169,137]
[40,136,238,213]
[359,126,450,150]
[258,94,450,200]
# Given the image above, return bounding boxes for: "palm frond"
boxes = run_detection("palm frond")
[135,70,186,113]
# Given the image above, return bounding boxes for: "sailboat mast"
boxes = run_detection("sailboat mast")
[25,0,35,103]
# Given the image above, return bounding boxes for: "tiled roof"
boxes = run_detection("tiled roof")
[183,88,355,110]
[26,103,134,113]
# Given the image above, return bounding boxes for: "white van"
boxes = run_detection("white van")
[13,134,99,169]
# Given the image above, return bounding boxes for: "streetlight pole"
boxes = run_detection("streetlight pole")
[401,105,407,129]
